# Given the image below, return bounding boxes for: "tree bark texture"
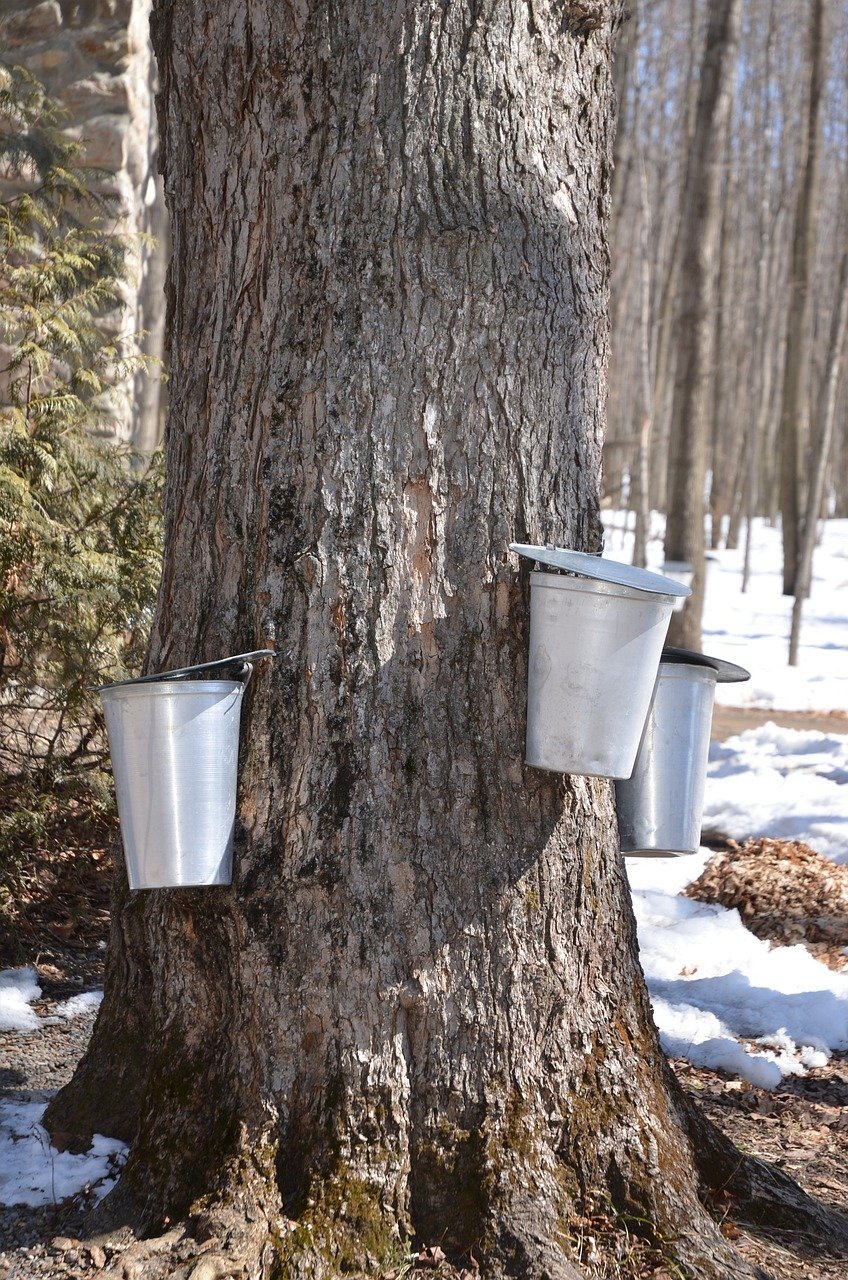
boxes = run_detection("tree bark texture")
[48,3,804,1277]
[664,0,741,651]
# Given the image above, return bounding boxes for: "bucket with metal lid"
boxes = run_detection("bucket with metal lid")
[99,650,275,889]
[615,646,750,857]
[511,546,690,778]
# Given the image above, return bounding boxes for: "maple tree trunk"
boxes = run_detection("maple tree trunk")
[45,3,847,1277]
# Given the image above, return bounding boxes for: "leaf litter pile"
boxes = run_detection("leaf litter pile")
[687,836,848,968]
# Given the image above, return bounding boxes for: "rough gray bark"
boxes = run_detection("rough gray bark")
[664,0,741,651]
[45,3,846,1278]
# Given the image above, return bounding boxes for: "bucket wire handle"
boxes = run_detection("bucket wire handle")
[97,648,275,692]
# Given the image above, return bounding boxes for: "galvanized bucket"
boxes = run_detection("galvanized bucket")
[511,547,690,778]
[615,647,750,857]
[100,650,274,890]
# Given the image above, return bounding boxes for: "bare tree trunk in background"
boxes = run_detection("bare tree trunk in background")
[610,0,638,246]
[789,246,848,664]
[650,0,700,511]
[664,0,742,651]
[605,0,848,543]
[632,147,653,568]
[132,173,170,455]
[760,211,791,527]
[707,118,737,551]
[778,0,825,596]
[605,0,640,506]
[742,0,778,593]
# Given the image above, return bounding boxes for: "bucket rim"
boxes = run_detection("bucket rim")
[655,661,718,685]
[97,648,275,693]
[100,678,245,698]
[511,544,690,598]
[528,568,672,605]
[660,645,750,684]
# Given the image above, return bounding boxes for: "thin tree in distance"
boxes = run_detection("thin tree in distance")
[664,0,742,651]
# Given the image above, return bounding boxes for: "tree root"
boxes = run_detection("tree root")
[68,1161,792,1280]
[483,1186,584,1280]
[57,1037,848,1279]
[69,1128,279,1279]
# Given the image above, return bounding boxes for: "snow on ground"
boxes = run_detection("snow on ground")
[629,717,848,1079]
[53,991,104,1021]
[702,519,848,714]
[0,972,103,1036]
[627,854,844,1087]
[0,969,42,1035]
[0,976,116,1208]
[0,1100,125,1208]
[0,515,846,1201]
[0,968,202,1207]
[705,723,848,863]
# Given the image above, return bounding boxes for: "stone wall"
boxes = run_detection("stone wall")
[0,0,166,449]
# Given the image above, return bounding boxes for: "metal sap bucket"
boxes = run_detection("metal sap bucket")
[615,646,750,856]
[100,650,274,890]
[510,546,690,778]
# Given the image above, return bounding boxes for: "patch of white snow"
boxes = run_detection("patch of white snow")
[0,1100,126,1208]
[54,991,103,1020]
[0,969,41,1034]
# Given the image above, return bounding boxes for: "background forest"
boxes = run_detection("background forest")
[605,0,847,625]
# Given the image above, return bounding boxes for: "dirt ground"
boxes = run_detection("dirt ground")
[711,704,848,740]
[675,1053,848,1280]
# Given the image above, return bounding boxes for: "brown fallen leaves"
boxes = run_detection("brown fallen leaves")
[673,1050,848,1279]
[686,837,848,969]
